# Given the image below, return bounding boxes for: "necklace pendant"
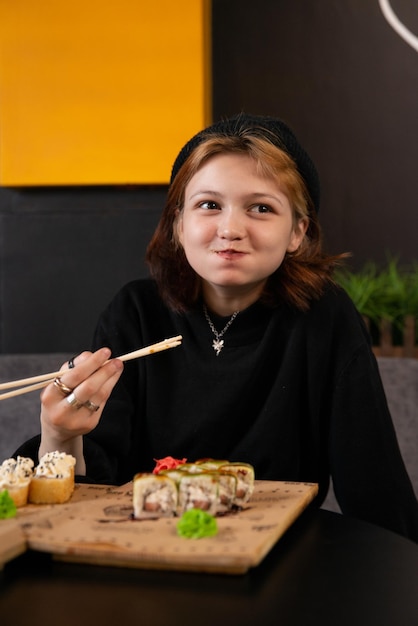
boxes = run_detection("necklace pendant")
[203,304,239,357]
[212,338,224,356]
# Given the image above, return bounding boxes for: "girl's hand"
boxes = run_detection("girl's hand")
[39,348,124,472]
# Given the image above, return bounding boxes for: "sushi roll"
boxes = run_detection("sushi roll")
[159,468,187,483]
[0,456,34,507]
[216,471,238,513]
[29,451,75,504]
[219,462,255,506]
[194,458,229,471]
[133,473,177,519]
[178,471,219,515]
[175,464,237,514]
[173,462,203,474]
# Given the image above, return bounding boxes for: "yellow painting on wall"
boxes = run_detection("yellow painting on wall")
[0,0,211,185]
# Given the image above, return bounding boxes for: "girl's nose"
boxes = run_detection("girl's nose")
[217,209,244,240]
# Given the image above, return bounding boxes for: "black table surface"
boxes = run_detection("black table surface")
[1,508,417,626]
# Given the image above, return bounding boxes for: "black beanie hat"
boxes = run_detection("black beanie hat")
[170,113,320,212]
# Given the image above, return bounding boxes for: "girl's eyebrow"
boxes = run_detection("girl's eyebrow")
[244,191,286,207]
[188,189,222,200]
[250,192,283,202]
[188,191,284,204]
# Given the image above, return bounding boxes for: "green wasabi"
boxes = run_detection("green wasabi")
[0,489,17,519]
[177,508,218,539]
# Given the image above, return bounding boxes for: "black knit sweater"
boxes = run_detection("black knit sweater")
[77,278,417,541]
[16,278,418,541]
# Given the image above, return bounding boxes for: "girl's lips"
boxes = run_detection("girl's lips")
[216,249,246,260]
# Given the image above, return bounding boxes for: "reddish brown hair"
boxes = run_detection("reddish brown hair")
[146,133,346,312]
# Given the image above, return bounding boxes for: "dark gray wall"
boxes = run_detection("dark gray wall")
[0,187,164,352]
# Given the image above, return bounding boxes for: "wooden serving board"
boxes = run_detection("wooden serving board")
[0,519,26,569]
[2,480,318,574]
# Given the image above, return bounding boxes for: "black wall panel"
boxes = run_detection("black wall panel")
[0,187,164,352]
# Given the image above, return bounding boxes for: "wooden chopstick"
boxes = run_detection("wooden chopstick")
[0,380,57,400]
[0,335,182,400]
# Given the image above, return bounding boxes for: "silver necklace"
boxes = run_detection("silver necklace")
[203,304,239,356]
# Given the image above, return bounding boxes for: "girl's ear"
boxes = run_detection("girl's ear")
[287,217,308,253]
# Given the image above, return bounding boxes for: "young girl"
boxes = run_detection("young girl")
[19,114,418,541]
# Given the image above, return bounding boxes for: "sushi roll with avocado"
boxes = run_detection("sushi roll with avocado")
[133,472,177,519]
[178,471,219,515]
[219,462,255,506]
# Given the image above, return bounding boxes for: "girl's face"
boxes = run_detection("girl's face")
[176,153,307,310]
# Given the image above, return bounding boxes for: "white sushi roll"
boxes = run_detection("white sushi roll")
[216,471,238,514]
[219,462,255,506]
[177,472,219,515]
[133,473,177,519]
[194,458,229,471]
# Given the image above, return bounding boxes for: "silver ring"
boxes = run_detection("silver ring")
[83,399,100,412]
[66,392,85,410]
[54,377,74,397]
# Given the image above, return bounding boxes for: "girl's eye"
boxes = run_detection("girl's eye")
[199,201,219,210]
[251,204,272,214]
